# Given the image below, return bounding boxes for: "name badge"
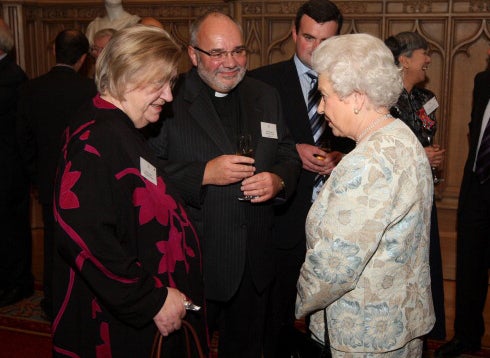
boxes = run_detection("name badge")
[423,97,439,115]
[140,157,157,185]
[261,122,278,139]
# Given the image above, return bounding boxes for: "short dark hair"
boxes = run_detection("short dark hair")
[54,29,89,65]
[385,32,429,66]
[294,0,343,35]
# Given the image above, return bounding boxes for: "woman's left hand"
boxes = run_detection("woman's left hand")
[153,287,187,336]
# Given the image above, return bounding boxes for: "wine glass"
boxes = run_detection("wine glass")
[315,138,332,179]
[316,138,332,159]
[236,134,257,201]
[426,134,443,185]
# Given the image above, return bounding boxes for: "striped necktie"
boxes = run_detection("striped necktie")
[306,72,326,144]
[476,118,490,184]
[306,72,327,201]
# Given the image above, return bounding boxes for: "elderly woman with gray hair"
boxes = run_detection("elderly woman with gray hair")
[295,33,435,357]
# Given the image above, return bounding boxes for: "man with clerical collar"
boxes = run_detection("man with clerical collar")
[148,10,301,357]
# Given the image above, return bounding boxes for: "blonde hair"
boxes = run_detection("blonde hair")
[95,25,181,100]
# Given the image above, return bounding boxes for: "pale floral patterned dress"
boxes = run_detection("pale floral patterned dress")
[296,119,435,357]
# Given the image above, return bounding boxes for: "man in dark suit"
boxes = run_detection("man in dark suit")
[435,51,490,357]
[148,11,301,357]
[17,29,97,320]
[248,1,354,356]
[0,18,33,308]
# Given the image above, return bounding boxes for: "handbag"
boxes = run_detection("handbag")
[151,320,205,358]
[286,310,332,358]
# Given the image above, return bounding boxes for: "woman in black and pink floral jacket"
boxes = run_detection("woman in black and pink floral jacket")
[52,25,207,358]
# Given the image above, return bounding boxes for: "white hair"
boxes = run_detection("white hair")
[312,33,403,108]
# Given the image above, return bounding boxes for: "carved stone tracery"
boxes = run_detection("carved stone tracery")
[404,0,432,13]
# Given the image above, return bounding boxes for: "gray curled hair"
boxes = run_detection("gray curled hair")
[312,33,403,109]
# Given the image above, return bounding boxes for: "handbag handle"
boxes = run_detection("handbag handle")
[151,320,205,358]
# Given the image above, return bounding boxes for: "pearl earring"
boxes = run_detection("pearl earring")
[354,108,360,115]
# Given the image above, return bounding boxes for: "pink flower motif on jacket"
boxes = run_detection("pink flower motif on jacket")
[133,176,177,226]
[80,130,90,140]
[115,168,198,285]
[156,225,185,287]
[59,161,81,210]
[61,120,95,161]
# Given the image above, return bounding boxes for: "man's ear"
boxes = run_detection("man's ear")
[73,53,87,72]
[188,45,198,67]
[291,23,298,43]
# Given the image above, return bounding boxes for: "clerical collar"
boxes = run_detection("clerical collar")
[215,91,228,97]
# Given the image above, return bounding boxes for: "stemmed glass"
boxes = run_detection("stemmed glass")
[426,134,443,185]
[236,134,257,201]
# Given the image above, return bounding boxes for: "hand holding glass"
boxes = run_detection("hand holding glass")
[236,134,258,201]
[426,134,444,185]
[315,138,332,178]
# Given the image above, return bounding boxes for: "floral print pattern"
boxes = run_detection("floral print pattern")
[296,120,435,355]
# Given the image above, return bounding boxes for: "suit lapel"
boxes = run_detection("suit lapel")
[238,78,263,136]
[185,69,233,153]
[238,78,274,173]
[282,59,306,111]
[281,59,316,144]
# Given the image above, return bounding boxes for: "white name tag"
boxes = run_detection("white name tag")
[140,157,157,185]
[423,97,439,115]
[261,122,278,139]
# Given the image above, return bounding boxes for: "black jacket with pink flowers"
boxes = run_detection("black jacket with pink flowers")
[52,94,206,357]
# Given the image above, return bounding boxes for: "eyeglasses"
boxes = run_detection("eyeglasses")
[192,46,247,60]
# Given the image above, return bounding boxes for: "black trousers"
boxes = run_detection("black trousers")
[42,203,54,314]
[428,200,446,340]
[263,239,306,358]
[0,174,33,292]
[454,172,490,346]
[206,260,269,358]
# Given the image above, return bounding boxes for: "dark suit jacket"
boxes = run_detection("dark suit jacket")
[249,58,354,249]
[0,54,30,286]
[148,68,301,301]
[459,69,490,211]
[17,65,97,205]
[0,54,28,188]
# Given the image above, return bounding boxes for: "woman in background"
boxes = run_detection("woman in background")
[52,25,206,357]
[296,33,435,357]
[385,31,446,340]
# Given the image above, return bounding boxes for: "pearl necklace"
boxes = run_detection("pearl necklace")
[355,113,392,144]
